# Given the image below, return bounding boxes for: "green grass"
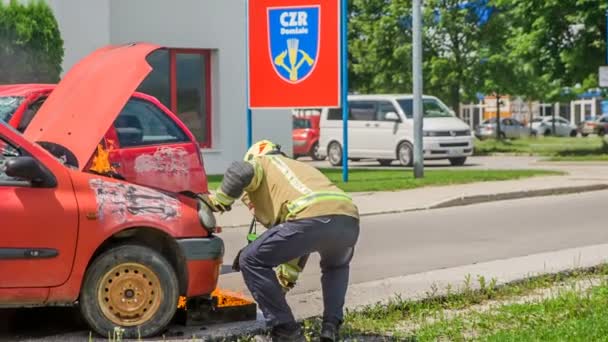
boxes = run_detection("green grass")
[475,136,608,161]
[207,169,561,193]
[316,266,608,342]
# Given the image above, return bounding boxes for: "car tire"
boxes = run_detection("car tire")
[80,245,179,338]
[378,159,393,166]
[328,142,343,167]
[544,129,551,137]
[449,157,467,166]
[582,133,589,138]
[598,128,606,137]
[570,130,577,137]
[397,141,414,167]
[310,142,325,161]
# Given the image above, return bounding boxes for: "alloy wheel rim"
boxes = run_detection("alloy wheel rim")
[97,262,163,327]
[400,145,411,165]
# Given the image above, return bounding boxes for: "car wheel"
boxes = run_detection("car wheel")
[582,133,589,137]
[80,245,179,338]
[378,159,393,166]
[310,142,325,161]
[544,129,551,137]
[599,128,606,137]
[397,141,413,167]
[449,157,467,166]
[499,132,506,140]
[328,142,343,167]
[570,130,577,137]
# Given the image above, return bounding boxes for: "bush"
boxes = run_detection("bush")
[0,0,64,83]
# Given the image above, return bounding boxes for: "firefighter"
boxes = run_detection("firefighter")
[201,140,360,342]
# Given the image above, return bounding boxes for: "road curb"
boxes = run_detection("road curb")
[428,183,608,210]
[219,183,608,228]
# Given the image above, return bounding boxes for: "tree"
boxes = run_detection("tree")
[348,0,413,93]
[0,0,64,83]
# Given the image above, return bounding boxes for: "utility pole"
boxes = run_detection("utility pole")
[496,93,501,140]
[412,0,424,178]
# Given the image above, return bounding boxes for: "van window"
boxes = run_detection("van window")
[377,101,398,121]
[327,108,343,120]
[397,98,453,118]
[350,101,377,121]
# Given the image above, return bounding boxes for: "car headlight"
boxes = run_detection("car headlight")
[197,199,217,233]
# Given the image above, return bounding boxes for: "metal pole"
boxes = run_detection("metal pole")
[412,0,424,178]
[496,94,501,139]
[605,7,608,65]
[341,0,349,182]
[245,0,253,148]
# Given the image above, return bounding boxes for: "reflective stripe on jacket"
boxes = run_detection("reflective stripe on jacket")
[242,155,359,227]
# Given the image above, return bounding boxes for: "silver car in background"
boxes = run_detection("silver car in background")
[531,117,578,137]
[475,118,531,140]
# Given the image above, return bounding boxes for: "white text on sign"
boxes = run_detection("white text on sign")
[280,11,309,35]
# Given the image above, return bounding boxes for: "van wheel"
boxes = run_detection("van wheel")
[378,159,393,166]
[449,157,467,166]
[570,130,578,137]
[328,142,343,166]
[397,142,413,167]
[310,142,325,161]
[80,245,179,338]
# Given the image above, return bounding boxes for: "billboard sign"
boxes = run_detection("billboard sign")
[248,0,341,108]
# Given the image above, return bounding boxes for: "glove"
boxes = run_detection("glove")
[232,247,245,272]
[197,194,232,213]
[276,260,302,293]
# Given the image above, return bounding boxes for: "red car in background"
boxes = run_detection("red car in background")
[0,43,222,338]
[292,115,324,160]
[0,83,208,194]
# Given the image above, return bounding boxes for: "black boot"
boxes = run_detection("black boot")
[320,321,340,342]
[255,322,305,342]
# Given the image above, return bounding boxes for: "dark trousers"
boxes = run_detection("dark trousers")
[239,215,360,326]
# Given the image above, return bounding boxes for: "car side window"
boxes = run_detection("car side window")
[17,96,47,132]
[113,98,189,148]
[349,101,377,121]
[327,108,342,120]
[0,137,22,184]
[377,101,398,121]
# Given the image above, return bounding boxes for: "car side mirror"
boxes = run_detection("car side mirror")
[5,156,56,187]
[385,112,400,122]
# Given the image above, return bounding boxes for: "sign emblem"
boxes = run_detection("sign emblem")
[268,6,320,83]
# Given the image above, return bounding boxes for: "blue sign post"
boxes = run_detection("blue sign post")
[341,0,349,182]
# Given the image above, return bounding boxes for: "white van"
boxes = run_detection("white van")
[318,94,474,166]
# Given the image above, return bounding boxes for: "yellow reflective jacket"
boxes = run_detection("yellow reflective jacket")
[241,155,359,228]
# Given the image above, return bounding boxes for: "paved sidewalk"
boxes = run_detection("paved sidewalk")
[216,172,608,228]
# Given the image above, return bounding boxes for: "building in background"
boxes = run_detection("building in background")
[14,0,293,174]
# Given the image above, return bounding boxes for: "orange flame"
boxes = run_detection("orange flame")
[212,288,254,307]
[177,296,187,309]
[89,144,114,174]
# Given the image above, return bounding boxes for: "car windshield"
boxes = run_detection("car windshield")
[532,118,544,123]
[293,118,312,129]
[397,98,454,118]
[0,96,24,122]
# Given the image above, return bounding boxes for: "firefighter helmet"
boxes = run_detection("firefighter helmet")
[244,140,282,161]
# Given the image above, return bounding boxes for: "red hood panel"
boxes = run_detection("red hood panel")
[24,43,161,170]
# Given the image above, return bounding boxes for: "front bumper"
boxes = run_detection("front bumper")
[177,236,224,297]
[423,136,474,159]
[293,139,310,155]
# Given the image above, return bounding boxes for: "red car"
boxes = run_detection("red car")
[0,43,223,338]
[0,83,208,194]
[292,115,324,160]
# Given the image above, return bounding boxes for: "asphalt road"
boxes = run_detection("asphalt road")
[3,190,608,340]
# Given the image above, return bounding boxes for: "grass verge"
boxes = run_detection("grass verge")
[314,265,608,341]
[475,136,608,161]
[207,169,561,193]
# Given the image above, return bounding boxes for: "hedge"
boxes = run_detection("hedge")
[0,0,64,83]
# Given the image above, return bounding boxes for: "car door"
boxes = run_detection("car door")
[0,127,78,288]
[371,101,402,158]
[105,97,206,194]
[349,100,378,157]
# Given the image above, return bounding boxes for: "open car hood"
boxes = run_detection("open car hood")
[24,43,161,170]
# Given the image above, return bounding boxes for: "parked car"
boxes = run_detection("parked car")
[292,115,324,160]
[0,43,223,338]
[578,116,608,137]
[318,94,473,167]
[0,83,209,194]
[475,118,531,140]
[531,116,578,137]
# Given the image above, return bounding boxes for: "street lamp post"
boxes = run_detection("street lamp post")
[412,0,424,178]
